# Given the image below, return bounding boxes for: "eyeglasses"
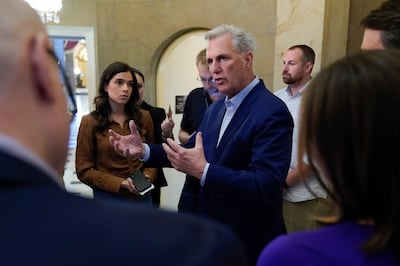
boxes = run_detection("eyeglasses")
[197,76,215,84]
[47,49,78,119]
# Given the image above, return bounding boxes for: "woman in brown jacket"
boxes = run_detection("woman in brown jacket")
[75,61,155,204]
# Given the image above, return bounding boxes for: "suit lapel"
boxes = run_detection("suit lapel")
[216,85,259,149]
[209,103,226,146]
[202,80,263,162]
[200,100,225,161]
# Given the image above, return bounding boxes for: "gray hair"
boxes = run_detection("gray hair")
[205,24,256,54]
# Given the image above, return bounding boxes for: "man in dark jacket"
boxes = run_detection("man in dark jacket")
[0,2,248,265]
[133,67,174,207]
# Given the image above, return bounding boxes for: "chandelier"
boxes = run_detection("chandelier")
[24,0,62,24]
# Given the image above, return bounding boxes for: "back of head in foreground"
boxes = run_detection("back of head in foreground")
[0,0,70,175]
[361,0,400,49]
[299,49,400,261]
[0,1,248,265]
[257,50,400,266]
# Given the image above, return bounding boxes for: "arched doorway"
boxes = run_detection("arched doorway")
[156,30,208,210]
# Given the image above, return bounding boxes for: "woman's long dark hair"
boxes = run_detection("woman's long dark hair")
[92,61,142,132]
[298,50,400,260]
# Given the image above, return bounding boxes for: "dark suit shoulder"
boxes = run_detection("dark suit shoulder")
[141,101,166,123]
[248,80,291,111]
[151,106,166,121]
[1,179,248,266]
[185,87,206,100]
[104,202,249,265]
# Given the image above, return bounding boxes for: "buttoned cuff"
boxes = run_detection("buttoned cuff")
[139,144,150,162]
[200,162,210,186]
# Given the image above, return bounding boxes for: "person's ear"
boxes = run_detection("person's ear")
[305,62,313,73]
[30,32,57,105]
[244,51,253,70]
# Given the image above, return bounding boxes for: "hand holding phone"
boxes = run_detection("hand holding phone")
[130,170,154,195]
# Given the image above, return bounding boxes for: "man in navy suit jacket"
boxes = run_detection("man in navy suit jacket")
[110,24,293,264]
[0,2,248,265]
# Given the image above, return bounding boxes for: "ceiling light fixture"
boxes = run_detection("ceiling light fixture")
[24,0,62,24]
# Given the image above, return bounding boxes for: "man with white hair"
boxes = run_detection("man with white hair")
[110,24,293,264]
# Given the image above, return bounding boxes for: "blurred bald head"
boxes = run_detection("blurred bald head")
[0,0,71,176]
[0,1,45,81]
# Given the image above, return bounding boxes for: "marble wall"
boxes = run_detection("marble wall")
[273,0,351,91]
[95,0,277,102]
[49,0,384,102]
[274,0,325,91]
[49,0,276,102]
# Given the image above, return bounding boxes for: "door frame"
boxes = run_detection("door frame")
[46,26,97,111]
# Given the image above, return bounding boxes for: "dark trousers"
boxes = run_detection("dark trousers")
[177,175,200,213]
[151,185,161,207]
[93,189,152,206]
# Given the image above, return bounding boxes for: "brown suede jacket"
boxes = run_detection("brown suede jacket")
[75,109,156,199]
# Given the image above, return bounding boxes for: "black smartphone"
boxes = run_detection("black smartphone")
[130,170,154,195]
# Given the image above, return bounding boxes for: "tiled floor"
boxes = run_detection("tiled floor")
[63,92,93,198]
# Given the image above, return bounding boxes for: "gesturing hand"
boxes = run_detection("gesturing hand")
[109,120,145,158]
[162,132,207,179]
[161,116,175,138]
